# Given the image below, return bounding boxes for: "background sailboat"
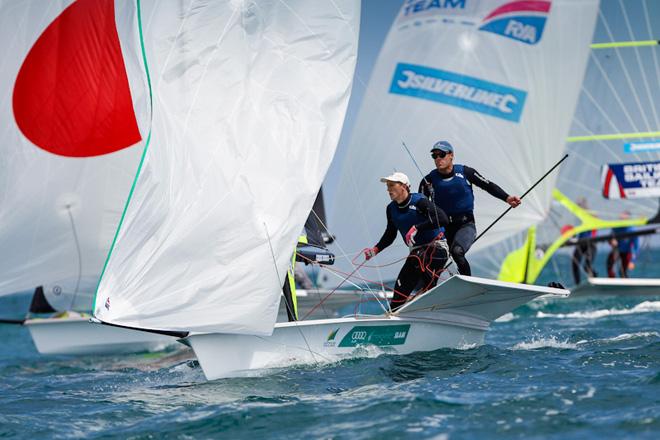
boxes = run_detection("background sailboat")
[0,0,174,354]
[491,0,660,296]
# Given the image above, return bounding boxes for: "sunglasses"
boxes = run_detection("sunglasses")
[431,151,449,159]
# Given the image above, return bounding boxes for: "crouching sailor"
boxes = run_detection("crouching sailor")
[363,172,449,312]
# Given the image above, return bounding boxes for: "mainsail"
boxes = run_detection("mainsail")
[0,0,149,310]
[495,0,660,285]
[94,1,360,334]
[328,0,599,285]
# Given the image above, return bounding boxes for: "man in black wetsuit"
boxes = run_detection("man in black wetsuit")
[363,172,449,311]
[419,141,521,276]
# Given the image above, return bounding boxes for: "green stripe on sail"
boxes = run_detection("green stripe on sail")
[93,0,153,315]
[498,190,648,284]
[591,40,659,49]
[567,132,660,143]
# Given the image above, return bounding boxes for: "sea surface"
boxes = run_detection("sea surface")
[1,263,659,438]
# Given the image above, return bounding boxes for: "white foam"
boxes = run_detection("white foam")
[457,342,478,350]
[512,336,579,351]
[578,385,596,400]
[607,331,659,342]
[495,312,515,323]
[536,301,660,319]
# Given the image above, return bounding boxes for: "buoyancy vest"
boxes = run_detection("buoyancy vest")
[387,193,443,246]
[426,164,474,215]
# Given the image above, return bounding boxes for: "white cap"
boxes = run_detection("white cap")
[380,172,410,187]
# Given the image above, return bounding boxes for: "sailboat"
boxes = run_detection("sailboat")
[88,0,598,380]
[494,0,660,297]
[0,0,175,354]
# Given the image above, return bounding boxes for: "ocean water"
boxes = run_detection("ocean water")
[1,292,659,439]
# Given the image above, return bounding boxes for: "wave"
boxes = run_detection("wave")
[536,301,660,319]
[511,336,580,351]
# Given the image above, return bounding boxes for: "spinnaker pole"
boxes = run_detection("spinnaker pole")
[474,153,570,244]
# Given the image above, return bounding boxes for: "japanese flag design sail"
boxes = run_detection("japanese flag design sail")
[0,0,149,308]
[329,0,599,284]
[94,1,360,334]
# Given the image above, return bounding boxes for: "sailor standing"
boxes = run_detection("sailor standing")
[420,141,521,276]
[363,172,449,311]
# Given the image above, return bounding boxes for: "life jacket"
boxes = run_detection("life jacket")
[613,226,638,253]
[425,164,474,215]
[387,193,443,246]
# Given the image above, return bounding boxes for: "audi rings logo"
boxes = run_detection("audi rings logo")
[351,331,368,342]
[52,285,62,296]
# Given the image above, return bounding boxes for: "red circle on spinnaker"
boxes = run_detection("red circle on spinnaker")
[12,0,141,157]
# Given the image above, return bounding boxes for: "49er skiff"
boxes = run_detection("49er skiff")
[90,0,597,381]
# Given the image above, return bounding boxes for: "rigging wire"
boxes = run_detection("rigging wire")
[263,223,327,364]
[307,209,390,312]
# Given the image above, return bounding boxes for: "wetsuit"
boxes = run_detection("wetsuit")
[419,165,509,276]
[572,230,597,284]
[374,193,449,311]
[607,227,639,278]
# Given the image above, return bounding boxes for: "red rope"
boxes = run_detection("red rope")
[297,244,449,319]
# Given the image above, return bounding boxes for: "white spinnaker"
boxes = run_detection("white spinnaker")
[329,0,599,284]
[0,1,148,306]
[94,1,360,334]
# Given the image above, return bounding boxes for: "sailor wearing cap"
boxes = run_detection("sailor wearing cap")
[363,172,449,311]
[420,141,521,276]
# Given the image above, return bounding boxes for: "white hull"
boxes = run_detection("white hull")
[24,316,176,355]
[189,316,485,380]
[571,277,660,297]
[189,275,568,380]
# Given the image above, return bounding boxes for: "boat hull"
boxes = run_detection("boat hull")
[188,275,568,380]
[24,316,176,355]
[188,316,486,380]
[571,277,660,297]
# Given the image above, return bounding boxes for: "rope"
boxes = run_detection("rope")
[299,242,451,319]
[301,258,367,320]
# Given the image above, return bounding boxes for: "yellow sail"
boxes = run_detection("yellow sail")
[498,190,647,284]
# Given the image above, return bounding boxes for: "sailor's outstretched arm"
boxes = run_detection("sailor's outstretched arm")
[464,166,521,207]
